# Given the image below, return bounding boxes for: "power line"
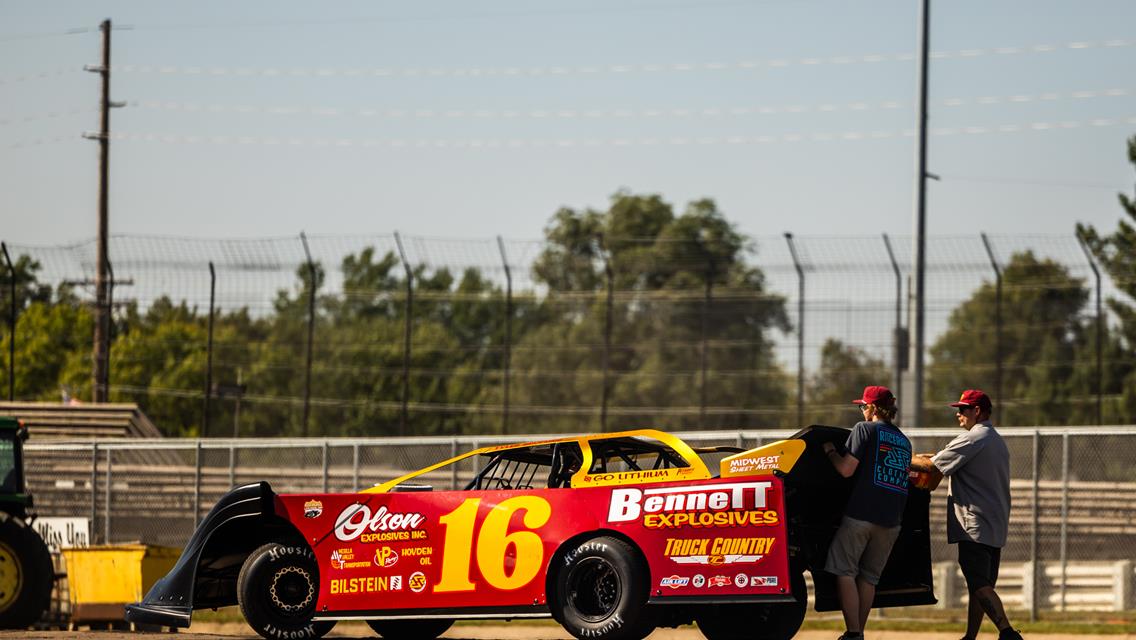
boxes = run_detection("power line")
[129,87,1134,122]
[109,38,1136,79]
[88,116,1136,150]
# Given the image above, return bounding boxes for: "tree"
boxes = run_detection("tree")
[1077,135,1136,421]
[516,191,790,432]
[926,251,1093,426]
[805,339,890,426]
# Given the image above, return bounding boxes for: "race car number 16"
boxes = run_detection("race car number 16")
[434,496,552,592]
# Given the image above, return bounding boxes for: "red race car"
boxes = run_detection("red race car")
[127,427,935,640]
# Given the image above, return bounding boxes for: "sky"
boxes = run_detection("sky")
[1,0,1135,248]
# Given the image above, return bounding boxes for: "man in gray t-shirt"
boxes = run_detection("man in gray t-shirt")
[910,389,1023,640]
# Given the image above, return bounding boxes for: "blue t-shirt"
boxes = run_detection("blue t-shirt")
[843,421,912,527]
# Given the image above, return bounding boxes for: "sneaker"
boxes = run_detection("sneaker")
[838,633,864,640]
[998,629,1023,640]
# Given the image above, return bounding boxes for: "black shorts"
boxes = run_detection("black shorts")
[957,540,1001,593]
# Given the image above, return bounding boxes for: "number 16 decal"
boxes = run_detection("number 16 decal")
[434,496,552,593]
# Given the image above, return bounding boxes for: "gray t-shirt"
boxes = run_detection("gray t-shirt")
[931,421,1010,547]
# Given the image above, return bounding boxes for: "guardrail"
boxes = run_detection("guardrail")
[24,426,1136,613]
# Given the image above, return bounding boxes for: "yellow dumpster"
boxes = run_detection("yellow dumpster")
[60,544,180,626]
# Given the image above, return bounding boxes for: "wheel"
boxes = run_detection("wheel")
[367,618,453,640]
[237,542,336,640]
[695,571,807,640]
[0,513,54,629]
[553,536,655,640]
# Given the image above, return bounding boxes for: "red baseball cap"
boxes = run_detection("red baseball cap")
[949,389,992,410]
[853,385,895,406]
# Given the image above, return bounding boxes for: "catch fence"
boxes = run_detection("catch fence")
[1,231,1128,438]
[23,425,1136,614]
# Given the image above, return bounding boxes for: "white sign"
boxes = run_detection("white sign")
[34,517,90,551]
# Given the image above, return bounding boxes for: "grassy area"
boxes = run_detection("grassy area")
[195,607,1136,635]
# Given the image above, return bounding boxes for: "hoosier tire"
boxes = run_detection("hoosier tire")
[695,571,808,640]
[366,618,454,640]
[0,513,53,629]
[237,542,336,640]
[553,536,655,640]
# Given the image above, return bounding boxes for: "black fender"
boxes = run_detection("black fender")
[125,481,292,628]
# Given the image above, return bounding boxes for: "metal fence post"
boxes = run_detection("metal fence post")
[394,232,413,436]
[352,443,360,492]
[451,439,459,490]
[1030,430,1039,622]
[322,440,330,493]
[1059,432,1069,611]
[300,233,317,437]
[1075,231,1104,425]
[1,243,15,401]
[104,447,112,543]
[228,443,235,489]
[90,443,98,542]
[193,441,203,527]
[497,236,512,435]
[598,238,613,433]
[204,261,216,437]
[700,256,714,428]
[882,234,906,404]
[979,234,1003,406]
[784,233,805,427]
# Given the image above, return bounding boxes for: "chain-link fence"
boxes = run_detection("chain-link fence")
[23,426,1136,612]
[2,232,1130,438]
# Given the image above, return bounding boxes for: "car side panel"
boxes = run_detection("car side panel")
[277,476,790,616]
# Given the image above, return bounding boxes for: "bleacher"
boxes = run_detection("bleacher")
[0,402,163,440]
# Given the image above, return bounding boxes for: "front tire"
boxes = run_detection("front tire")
[237,542,336,640]
[695,571,807,640]
[553,536,655,640]
[367,618,453,640]
[0,514,53,629]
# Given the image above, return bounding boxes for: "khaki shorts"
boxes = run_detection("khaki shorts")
[824,515,901,585]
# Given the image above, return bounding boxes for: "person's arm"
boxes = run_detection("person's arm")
[823,440,859,478]
[909,454,944,490]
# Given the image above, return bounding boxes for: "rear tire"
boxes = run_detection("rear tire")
[237,542,336,640]
[0,513,53,629]
[553,536,655,640]
[366,618,453,640]
[695,571,807,640]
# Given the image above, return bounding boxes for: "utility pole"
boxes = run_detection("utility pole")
[908,0,931,427]
[84,19,124,402]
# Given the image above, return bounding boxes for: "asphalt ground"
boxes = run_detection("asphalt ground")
[4,625,1133,640]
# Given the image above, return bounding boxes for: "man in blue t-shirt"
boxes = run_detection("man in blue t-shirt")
[822,385,912,640]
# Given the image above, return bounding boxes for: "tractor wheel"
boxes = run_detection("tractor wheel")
[553,536,655,640]
[367,618,453,640]
[0,513,53,629]
[237,542,336,640]
[695,571,808,640]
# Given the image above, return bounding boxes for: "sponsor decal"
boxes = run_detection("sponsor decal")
[401,546,433,566]
[359,530,428,543]
[659,575,690,589]
[728,455,781,474]
[734,573,749,588]
[335,504,426,542]
[707,575,732,587]
[749,576,778,587]
[607,482,776,530]
[409,571,427,593]
[691,574,706,588]
[303,500,323,519]
[329,575,403,594]
[329,548,370,570]
[373,546,398,568]
[587,469,673,483]
[665,537,776,565]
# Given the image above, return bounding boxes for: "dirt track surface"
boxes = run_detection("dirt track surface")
[5,627,1134,640]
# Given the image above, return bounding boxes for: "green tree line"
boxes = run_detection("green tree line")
[2,138,1135,436]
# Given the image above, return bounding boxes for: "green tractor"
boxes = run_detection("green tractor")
[0,416,53,628]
